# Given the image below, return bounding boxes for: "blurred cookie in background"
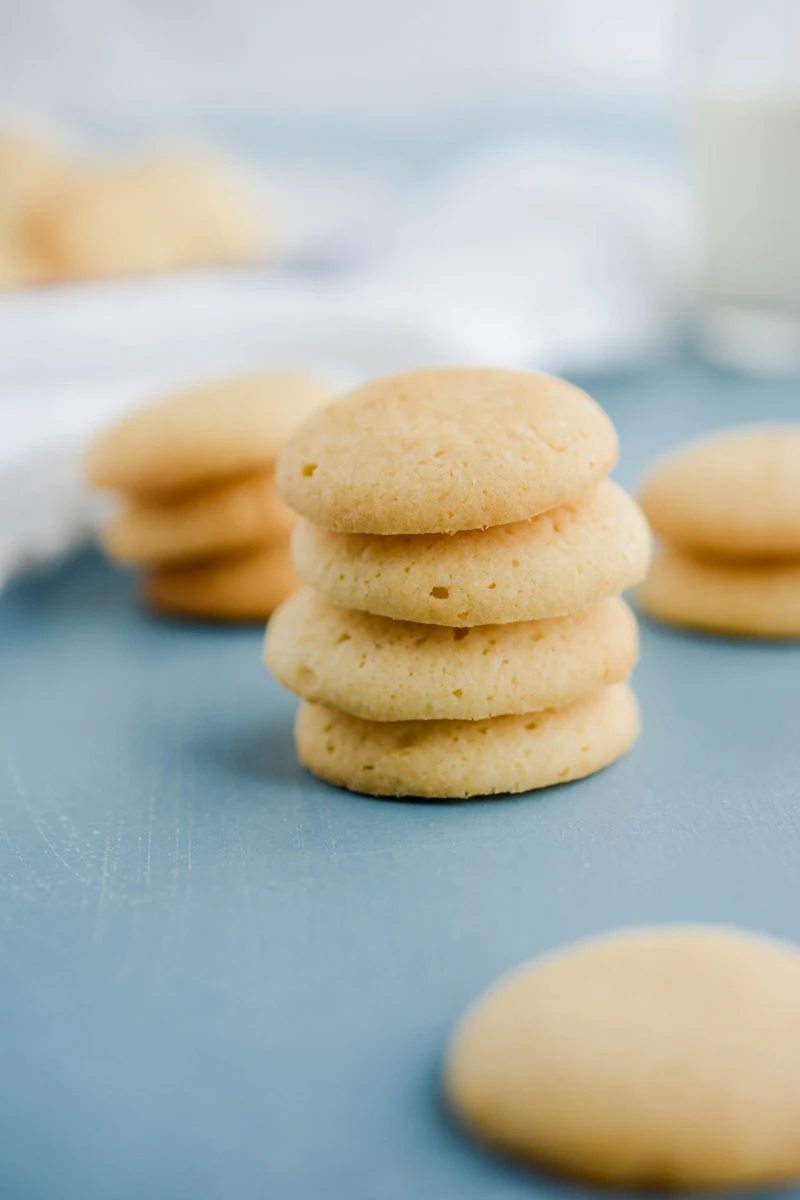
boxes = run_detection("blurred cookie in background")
[86,373,333,497]
[0,121,74,288]
[144,542,298,623]
[637,424,800,639]
[0,115,275,290]
[103,472,295,567]
[639,425,800,562]
[28,149,269,284]
[87,372,334,622]
[637,548,800,640]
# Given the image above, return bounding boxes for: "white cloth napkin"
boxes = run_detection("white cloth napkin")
[0,140,689,586]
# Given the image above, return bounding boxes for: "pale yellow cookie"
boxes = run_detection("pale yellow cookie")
[0,126,68,219]
[277,367,618,534]
[0,231,46,289]
[445,925,800,1189]
[86,373,333,497]
[294,683,638,798]
[266,588,637,721]
[292,481,650,627]
[28,150,266,282]
[144,543,297,622]
[638,547,800,638]
[103,471,294,566]
[0,126,71,290]
[639,424,800,560]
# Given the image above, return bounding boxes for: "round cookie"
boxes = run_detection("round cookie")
[0,232,46,290]
[0,125,69,220]
[103,471,294,566]
[277,367,618,534]
[28,150,266,283]
[266,588,638,721]
[295,683,638,799]
[0,126,71,290]
[86,373,332,496]
[637,548,800,638]
[445,925,800,1188]
[292,480,650,627]
[639,424,800,560]
[144,543,296,622]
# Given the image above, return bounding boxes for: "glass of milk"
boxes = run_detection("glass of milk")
[688,0,800,373]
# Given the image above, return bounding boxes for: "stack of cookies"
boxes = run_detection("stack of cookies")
[27,149,267,286]
[1,119,268,290]
[638,425,800,639]
[265,367,651,799]
[86,373,332,621]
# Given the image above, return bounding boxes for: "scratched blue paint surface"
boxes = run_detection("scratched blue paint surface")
[0,359,799,1200]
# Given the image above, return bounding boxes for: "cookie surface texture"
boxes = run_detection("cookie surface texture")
[266,588,637,721]
[144,543,296,621]
[103,471,294,565]
[277,367,618,534]
[292,481,650,626]
[639,424,800,560]
[294,683,638,798]
[638,548,800,638]
[445,925,800,1188]
[86,373,332,495]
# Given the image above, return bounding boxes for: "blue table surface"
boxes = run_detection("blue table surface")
[1,358,799,1200]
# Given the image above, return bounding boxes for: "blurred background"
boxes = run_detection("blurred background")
[0,0,678,141]
[1,0,799,581]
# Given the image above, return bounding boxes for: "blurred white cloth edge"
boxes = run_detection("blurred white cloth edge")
[0,139,691,588]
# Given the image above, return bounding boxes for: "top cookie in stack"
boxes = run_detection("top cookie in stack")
[265,367,651,799]
[86,372,332,621]
[637,425,800,639]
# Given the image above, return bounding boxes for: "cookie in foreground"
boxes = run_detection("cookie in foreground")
[445,925,800,1188]
[294,683,638,799]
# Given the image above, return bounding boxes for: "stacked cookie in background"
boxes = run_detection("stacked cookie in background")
[86,373,332,621]
[0,119,269,290]
[638,425,800,639]
[265,367,651,799]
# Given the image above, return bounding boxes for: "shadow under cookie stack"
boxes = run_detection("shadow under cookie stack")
[265,367,651,799]
[86,373,332,620]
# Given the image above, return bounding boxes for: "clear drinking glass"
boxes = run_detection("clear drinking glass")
[687,0,800,373]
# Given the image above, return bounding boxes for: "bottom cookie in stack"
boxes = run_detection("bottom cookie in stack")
[146,542,297,623]
[637,550,800,640]
[294,685,639,800]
